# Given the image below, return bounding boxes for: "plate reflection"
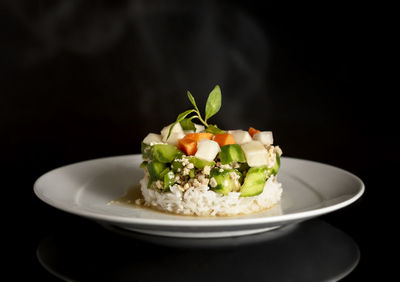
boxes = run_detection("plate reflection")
[37,219,359,281]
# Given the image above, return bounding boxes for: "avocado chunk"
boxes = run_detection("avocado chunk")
[209,168,241,195]
[152,144,181,163]
[240,166,267,197]
[146,161,167,187]
[219,144,246,164]
[189,157,215,169]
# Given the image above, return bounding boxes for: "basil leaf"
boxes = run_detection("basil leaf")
[187,91,199,113]
[180,118,196,131]
[205,85,222,122]
[167,109,195,139]
[205,124,226,134]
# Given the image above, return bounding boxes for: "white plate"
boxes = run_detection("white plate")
[34,155,364,238]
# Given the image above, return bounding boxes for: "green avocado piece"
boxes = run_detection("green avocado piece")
[209,168,241,195]
[219,144,246,164]
[151,144,181,163]
[146,161,167,187]
[163,170,175,192]
[240,166,268,197]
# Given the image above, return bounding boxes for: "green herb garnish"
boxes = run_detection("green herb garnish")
[167,85,223,139]
[205,124,226,134]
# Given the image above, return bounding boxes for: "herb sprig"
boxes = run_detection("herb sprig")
[167,85,225,139]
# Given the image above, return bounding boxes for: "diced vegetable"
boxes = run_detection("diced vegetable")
[161,123,184,139]
[219,144,246,164]
[151,144,181,163]
[163,170,175,191]
[195,139,220,162]
[209,168,241,195]
[146,161,167,187]
[161,123,185,145]
[165,132,185,146]
[184,132,213,141]
[189,156,215,169]
[254,131,273,146]
[177,138,198,155]
[248,127,261,138]
[177,132,213,155]
[240,166,268,197]
[213,133,235,147]
[241,141,269,167]
[228,130,252,144]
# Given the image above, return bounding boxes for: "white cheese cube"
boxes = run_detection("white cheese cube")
[195,139,220,162]
[241,141,269,167]
[228,130,252,144]
[142,133,162,145]
[161,123,184,142]
[254,131,274,146]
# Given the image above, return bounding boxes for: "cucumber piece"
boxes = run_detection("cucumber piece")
[219,144,246,164]
[152,144,180,163]
[163,170,175,192]
[210,168,241,195]
[240,166,267,197]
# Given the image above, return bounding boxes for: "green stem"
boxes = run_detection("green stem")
[194,110,208,127]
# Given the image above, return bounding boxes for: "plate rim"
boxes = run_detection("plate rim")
[33,155,365,227]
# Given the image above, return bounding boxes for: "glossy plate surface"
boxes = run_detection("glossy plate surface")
[34,155,364,238]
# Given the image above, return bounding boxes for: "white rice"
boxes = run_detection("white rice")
[140,177,282,216]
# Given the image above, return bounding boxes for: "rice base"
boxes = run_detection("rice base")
[140,177,282,216]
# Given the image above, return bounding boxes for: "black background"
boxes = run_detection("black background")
[1,1,394,281]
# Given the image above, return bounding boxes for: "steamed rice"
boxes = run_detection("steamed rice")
[140,176,282,216]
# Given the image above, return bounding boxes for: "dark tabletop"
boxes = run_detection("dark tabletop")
[1,1,394,281]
